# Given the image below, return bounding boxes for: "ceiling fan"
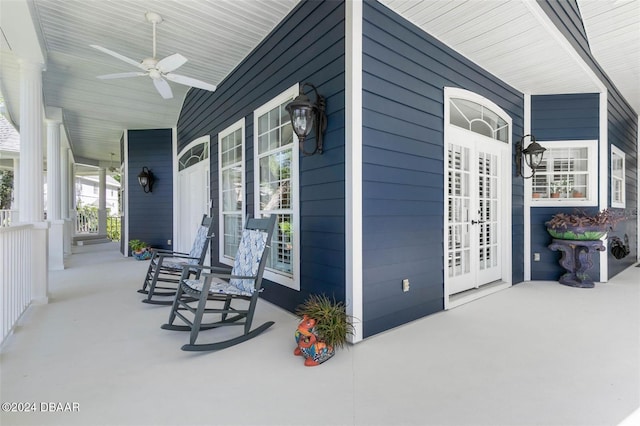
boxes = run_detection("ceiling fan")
[90,11,217,99]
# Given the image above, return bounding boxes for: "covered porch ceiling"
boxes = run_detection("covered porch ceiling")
[0,0,637,169]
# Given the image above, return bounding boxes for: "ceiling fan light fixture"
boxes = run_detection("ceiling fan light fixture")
[145,11,163,25]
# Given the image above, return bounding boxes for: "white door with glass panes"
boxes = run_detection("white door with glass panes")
[177,138,210,256]
[446,126,505,295]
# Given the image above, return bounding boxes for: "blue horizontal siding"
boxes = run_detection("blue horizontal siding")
[176,0,346,313]
[539,1,638,279]
[362,1,524,338]
[126,129,173,252]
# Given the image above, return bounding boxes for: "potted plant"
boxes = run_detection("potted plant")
[293,294,354,367]
[129,239,152,260]
[550,179,568,198]
[546,208,625,241]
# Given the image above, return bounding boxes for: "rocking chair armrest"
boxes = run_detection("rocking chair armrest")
[151,248,188,256]
[200,272,256,280]
[179,264,233,273]
[157,253,198,260]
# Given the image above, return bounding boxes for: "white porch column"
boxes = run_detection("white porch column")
[98,167,107,235]
[46,119,64,270]
[46,120,61,220]
[18,59,44,223]
[61,147,72,256]
[18,58,48,303]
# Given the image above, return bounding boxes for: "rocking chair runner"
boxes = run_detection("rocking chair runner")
[139,215,215,305]
[161,215,276,351]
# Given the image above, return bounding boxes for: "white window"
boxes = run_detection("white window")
[218,119,245,266]
[449,97,509,143]
[253,85,300,290]
[611,145,625,208]
[530,140,597,206]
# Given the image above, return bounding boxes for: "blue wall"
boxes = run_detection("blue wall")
[362,1,524,337]
[539,0,639,279]
[530,94,600,281]
[127,129,173,252]
[177,0,346,312]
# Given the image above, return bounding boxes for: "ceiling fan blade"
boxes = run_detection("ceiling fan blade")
[157,53,187,73]
[165,73,217,92]
[97,72,146,80]
[90,45,145,70]
[153,77,173,99]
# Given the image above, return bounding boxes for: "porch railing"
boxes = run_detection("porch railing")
[0,210,17,228]
[1,224,33,344]
[75,209,98,234]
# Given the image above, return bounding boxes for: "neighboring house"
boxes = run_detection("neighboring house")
[0,114,19,175]
[74,175,120,215]
[124,1,638,341]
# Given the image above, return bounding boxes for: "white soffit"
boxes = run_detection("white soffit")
[579,0,640,113]
[380,0,602,96]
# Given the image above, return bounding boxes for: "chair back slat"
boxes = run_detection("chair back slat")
[187,215,215,265]
[229,216,276,294]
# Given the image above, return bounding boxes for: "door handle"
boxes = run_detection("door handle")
[471,220,485,225]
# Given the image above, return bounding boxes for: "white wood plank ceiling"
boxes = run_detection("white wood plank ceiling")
[1,0,637,168]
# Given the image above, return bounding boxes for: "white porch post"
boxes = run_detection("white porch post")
[46,119,64,270]
[98,167,107,235]
[18,58,48,303]
[61,147,72,256]
[18,59,44,223]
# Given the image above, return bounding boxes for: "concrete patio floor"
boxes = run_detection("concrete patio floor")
[1,242,639,426]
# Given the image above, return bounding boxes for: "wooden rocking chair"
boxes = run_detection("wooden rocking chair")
[139,215,215,305]
[161,215,276,351]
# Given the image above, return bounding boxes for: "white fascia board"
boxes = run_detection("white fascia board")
[345,0,363,343]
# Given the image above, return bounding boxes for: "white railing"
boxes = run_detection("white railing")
[75,209,98,234]
[1,224,33,345]
[0,209,17,227]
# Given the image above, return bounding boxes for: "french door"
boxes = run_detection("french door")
[446,126,504,295]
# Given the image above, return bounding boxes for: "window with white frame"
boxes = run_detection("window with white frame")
[530,140,597,205]
[611,144,625,208]
[218,119,245,266]
[449,97,509,142]
[253,85,299,290]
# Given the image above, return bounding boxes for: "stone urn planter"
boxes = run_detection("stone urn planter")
[546,209,625,288]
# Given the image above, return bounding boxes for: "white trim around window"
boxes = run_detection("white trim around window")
[611,144,625,208]
[530,140,598,207]
[253,84,300,290]
[218,118,245,267]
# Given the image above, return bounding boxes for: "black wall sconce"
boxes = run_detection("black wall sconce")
[137,166,154,193]
[285,82,328,156]
[516,134,546,179]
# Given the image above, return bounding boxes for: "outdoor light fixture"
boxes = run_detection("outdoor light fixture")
[516,134,546,179]
[138,166,154,193]
[285,82,327,156]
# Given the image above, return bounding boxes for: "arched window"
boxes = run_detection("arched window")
[449,98,509,143]
[179,140,209,171]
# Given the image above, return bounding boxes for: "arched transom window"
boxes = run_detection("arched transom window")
[179,140,209,171]
[449,98,509,143]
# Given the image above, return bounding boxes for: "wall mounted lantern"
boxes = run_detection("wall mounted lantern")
[137,166,154,193]
[285,82,327,156]
[515,134,546,179]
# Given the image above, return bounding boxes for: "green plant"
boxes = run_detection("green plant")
[107,216,121,241]
[295,294,354,349]
[0,170,13,210]
[550,179,570,195]
[128,239,148,252]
